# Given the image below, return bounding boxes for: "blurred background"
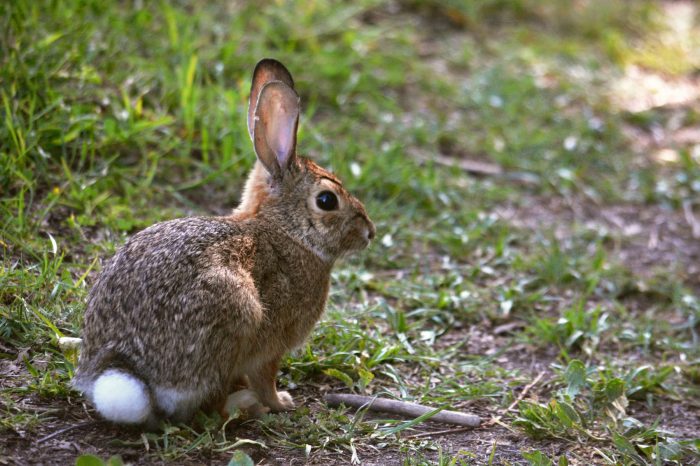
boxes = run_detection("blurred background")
[2,1,699,224]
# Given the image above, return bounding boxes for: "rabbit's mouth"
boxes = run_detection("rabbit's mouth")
[343,217,375,252]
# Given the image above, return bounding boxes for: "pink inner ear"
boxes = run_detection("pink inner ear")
[253,81,299,176]
[271,120,294,162]
[267,96,298,168]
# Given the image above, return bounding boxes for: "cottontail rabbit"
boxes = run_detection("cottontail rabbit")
[72,59,375,426]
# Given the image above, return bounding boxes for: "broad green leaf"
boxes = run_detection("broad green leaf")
[612,432,646,464]
[522,449,553,466]
[323,368,354,388]
[657,441,683,461]
[357,367,375,389]
[605,378,625,402]
[75,455,105,466]
[564,360,587,398]
[227,450,254,466]
[555,400,581,428]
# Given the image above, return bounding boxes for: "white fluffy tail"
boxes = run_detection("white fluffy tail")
[92,369,152,424]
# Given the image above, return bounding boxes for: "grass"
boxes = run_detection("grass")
[2,0,700,464]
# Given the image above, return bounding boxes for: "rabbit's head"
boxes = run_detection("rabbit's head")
[234,59,375,262]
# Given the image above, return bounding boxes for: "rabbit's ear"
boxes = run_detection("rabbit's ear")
[253,81,300,179]
[248,59,295,142]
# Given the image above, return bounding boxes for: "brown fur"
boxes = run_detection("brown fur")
[73,59,375,425]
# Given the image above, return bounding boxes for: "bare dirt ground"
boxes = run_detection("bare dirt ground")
[496,196,700,289]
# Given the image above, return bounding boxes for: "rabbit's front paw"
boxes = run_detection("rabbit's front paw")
[275,391,295,411]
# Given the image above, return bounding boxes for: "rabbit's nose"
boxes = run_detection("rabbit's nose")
[365,220,376,241]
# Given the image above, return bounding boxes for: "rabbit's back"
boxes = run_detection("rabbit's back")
[76,217,261,402]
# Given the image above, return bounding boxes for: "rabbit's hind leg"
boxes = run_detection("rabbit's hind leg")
[247,358,295,412]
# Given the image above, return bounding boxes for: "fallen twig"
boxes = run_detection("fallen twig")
[492,321,527,335]
[324,393,481,427]
[37,421,95,444]
[682,200,700,239]
[411,149,504,177]
[432,154,503,176]
[648,221,660,250]
[57,337,82,351]
[404,371,546,440]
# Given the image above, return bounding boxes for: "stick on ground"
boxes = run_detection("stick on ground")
[324,393,481,427]
[406,371,546,439]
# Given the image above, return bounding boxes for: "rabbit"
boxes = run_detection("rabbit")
[71,58,376,426]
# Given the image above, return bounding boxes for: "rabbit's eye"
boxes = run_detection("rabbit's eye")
[316,191,338,211]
